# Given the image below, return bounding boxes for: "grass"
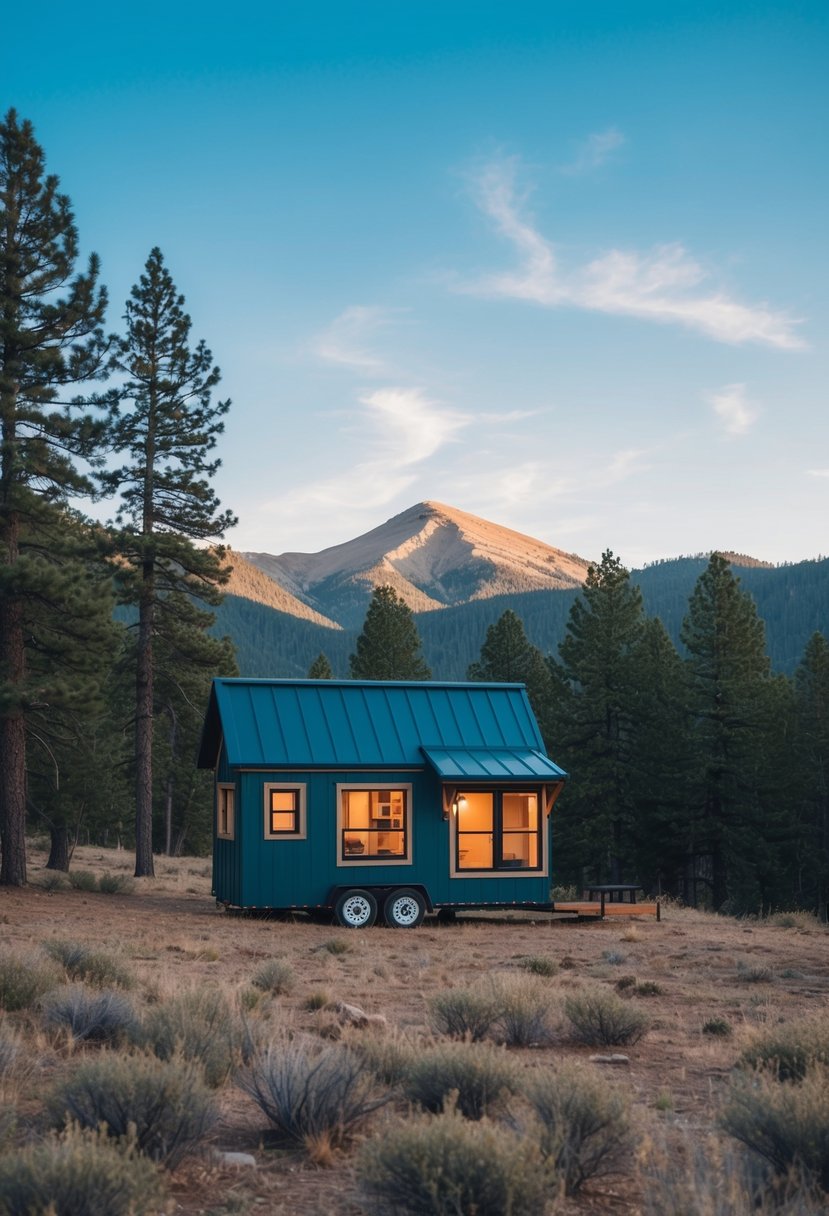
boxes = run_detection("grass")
[43,940,134,989]
[0,953,58,1011]
[721,1065,829,1191]
[564,986,649,1046]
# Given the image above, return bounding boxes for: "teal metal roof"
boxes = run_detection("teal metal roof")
[421,746,566,782]
[198,679,564,774]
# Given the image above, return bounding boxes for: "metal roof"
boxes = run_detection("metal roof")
[421,746,567,782]
[197,678,562,773]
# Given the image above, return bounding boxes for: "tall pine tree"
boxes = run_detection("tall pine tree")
[793,632,829,919]
[467,609,556,747]
[681,553,773,910]
[350,586,430,680]
[104,249,236,877]
[551,551,645,884]
[0,111,109,886]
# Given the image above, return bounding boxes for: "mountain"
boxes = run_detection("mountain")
[242,500,590,628]
[223,549,340,629]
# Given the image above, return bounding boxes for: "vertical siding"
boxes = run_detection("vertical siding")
[212,741,242,907]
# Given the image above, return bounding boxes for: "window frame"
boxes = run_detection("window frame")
[263,783,307,840]
[451,787,546,878]
[217,783,236,841]
[335,782,413,867]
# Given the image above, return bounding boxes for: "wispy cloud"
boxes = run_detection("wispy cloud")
[708,383,759,436]
[807,468,829,478]
[560,127,626,176]
[311,305,401,373]
[459,157,805,350]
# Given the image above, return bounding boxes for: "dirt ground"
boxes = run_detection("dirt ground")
[2,842,829,1215]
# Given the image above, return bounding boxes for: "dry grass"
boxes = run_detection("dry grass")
[2,840,828,1215]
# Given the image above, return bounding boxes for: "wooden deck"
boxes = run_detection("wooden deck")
[553,900,661,920]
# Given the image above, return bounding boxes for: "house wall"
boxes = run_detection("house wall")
[213,760,553,910]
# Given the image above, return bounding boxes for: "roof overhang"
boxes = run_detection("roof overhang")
[421,746,567,782]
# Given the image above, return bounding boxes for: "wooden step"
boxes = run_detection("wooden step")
[553,900,661,920]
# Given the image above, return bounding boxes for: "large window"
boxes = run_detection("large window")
[217,784,235,840]
[455,790,541,872]
[337,786,411,863]
[264,784,307,840]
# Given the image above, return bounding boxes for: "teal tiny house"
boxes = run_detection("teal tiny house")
[198,679,567,927]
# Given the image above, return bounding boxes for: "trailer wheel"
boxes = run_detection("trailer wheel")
[334,888,378,928]
[383,887,426,928]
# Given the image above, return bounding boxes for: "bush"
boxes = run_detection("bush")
[736,962,775,984]
[68,870,98,892]
[140,987,239,1087]
[515,955,558,978]
[239,1037,387,1151]
[38,871,67,892]
[357,1109,547,1216]
[721,1065,829,1191]
[252,958,294,995]
[318,937,351,955]
[98,872,134,895]
[346,1027,419,1087]
[703,1016,733,1038]
[0,953,57,1011]
[564,987,648,1047]
[0,1023,22,1086]
[738,1015,829,1081]
[42,986,138,1044]
[0,1125,165,1216]
[526,1060,631,1195]
[641,1135,826,1215]
[48,1052,217,1169]
[428,986,501,1042]
[491,974,556,1047]
[403,1040,517,1120]
[44,940,133,989]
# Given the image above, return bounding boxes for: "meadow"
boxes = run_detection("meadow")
[1,843,828,1215]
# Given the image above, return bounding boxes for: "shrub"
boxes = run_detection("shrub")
[0,1023,22,1086]
[140,988,239,1087]
[703,1016,733,1038]
[564,986,648,1047]
[428,986,501,1042]
[721,1065,829,1191]
[403,1040,517,1120]
[48,1052,217,1169]
[346,1027,419,1087]
[602,950,627,966]
[98,872,134,895]
[515,955,558,977]
[44,940,133,989]
[357,1109,547,1216]
[0,953,57,1011]
[303,989,331,1011]
[68,870,98,892]
[252,958,294,995]
[527,1059,631,1195]
[738,1015,829,1081]
[239,1037,387,1151]
[633,981,662,997]
[317,937,351,955]
[42,986,138,1044]
[38,871,67,892]
[736,961,775,984]
[491,974,556,1047]
[0,1125,165,1216]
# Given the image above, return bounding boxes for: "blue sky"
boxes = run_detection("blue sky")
[4,1,827,565]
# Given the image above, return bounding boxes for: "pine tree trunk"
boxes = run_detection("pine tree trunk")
[46,822,70,872]
[134,574,155,877]
[0,519,27,887]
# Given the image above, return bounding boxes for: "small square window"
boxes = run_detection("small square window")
[217,784,235,840]
[264,784,307,840]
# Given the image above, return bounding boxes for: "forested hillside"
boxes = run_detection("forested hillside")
[213,554,829,679]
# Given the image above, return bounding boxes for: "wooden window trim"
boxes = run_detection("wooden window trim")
[217,783,236,841]
[335,783,413,867]
[263,783,307,840]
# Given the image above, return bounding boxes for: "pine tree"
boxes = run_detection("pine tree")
[308,652,334,679]
[350,586,431,680]
[0,111,110,886]
[793,632,829,919]
[681,553,772,910]
[467,610,556,747]
[104,248,236,877]
[551,551,645,884]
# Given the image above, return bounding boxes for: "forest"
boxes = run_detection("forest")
[1,109,827,922]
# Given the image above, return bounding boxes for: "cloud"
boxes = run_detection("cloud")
[460,158,806,350]
[708,383,759,436]
[560,127,626,176]
[264,387,470,517]
[807,468,829,478]
[311,305,400,373]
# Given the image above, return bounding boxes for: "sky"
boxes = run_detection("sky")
[3,1,827,567]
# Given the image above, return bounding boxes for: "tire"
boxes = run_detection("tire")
[334,888,378,929]
[383,887,426,929]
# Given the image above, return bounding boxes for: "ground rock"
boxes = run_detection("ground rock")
[589,1053,630,1066]
[335,1000,388,1027]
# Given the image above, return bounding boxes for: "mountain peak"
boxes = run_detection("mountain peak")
[242,502,590,628]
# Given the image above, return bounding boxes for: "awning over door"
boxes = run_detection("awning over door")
[421,746,567,782]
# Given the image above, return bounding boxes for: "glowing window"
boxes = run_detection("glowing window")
[263,784,307,840]
[456,790,540,872]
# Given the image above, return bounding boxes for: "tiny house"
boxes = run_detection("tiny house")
[197,678,567,928]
